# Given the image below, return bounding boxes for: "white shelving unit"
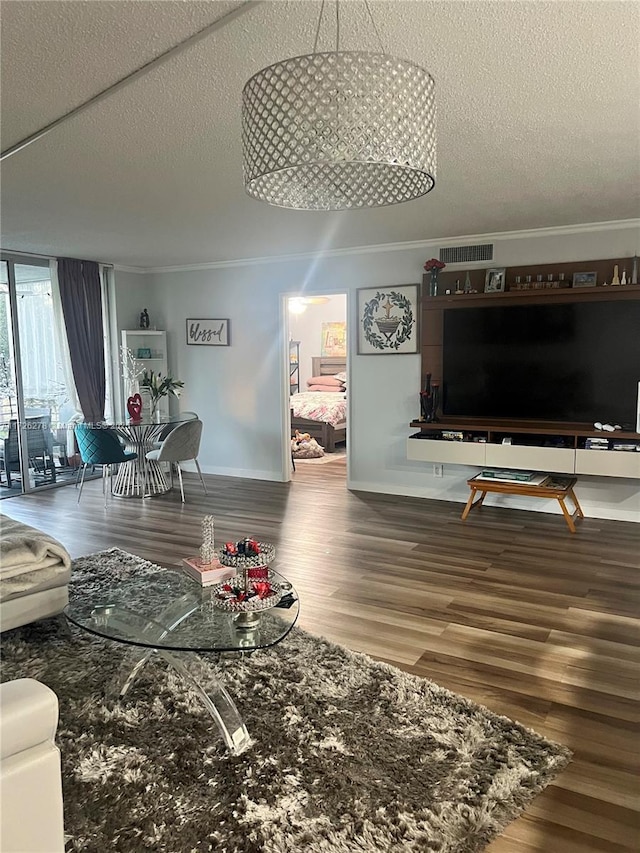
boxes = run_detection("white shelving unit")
[121,330,169,418]
[289,340,300,394]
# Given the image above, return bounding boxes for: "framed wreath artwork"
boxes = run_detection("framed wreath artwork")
[357,284,419,354]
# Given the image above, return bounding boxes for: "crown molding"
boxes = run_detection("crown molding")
[113,263,149,273]
[116,219,640,275]
[0,247,120,269]
[431,218,640,246]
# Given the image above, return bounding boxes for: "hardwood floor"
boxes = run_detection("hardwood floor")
[1,460,639,852]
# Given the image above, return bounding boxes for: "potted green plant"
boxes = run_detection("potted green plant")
[140,369,184,419]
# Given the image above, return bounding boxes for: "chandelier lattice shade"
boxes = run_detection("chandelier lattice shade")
[242,51,436,210]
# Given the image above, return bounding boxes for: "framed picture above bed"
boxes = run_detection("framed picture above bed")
[357,284,419,354]
[321,322,346,357]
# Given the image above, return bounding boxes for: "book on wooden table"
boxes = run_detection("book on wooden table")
[181,556,236,587]
[479,469,537,482]
[475,472,550,486]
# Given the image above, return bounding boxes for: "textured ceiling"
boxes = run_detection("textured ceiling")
[1,0,639,268]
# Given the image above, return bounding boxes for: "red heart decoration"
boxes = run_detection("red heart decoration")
[127,393,143,421]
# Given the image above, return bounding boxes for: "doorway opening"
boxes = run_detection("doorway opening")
[285,293,348,482]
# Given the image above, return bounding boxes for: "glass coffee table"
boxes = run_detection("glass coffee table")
[64,566,299,756]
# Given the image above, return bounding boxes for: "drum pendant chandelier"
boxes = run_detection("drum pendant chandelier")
[241,1,437,211]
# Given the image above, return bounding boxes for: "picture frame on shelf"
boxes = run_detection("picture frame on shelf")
[136,347,152,359]
[572,271,598,288]
[186,318,230,346]
[357,284,419,354]
[484,268,506,293]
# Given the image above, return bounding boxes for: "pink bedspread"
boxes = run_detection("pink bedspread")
[291,391,347,427]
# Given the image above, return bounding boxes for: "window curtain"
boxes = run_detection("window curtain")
[50,260,83,455]
[57,258,106,424]
[99,265,115,424]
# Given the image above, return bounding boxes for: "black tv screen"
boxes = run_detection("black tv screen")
[442,300,640,426]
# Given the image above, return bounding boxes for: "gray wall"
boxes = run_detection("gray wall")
[110,270,160,420]
[113,222,640,521]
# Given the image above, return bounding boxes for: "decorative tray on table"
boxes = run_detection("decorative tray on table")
[210,539,280,618]
[210,581,283,612]
[217,540,276,569]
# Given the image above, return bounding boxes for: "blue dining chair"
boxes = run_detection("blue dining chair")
[74,424,137,506]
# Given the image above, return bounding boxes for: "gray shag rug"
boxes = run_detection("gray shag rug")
[1,549,571,853]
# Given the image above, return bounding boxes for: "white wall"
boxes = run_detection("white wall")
[113,222,639,521]
[111,269,155,419]
[289,295,347,388]
[141,264,285,480]
[113,270,156,333]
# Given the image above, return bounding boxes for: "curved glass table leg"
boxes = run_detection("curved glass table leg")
[109,648,154,700]
[91,601,251,755]
[97,595,200,698]
[157,649,251,756]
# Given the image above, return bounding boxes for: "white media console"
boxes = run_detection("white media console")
[407,421,640,480]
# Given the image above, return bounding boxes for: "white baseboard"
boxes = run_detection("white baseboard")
[180,461,284,482]
[347,478,640,523]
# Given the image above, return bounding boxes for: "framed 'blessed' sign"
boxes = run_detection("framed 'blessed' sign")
[186,318,230,346]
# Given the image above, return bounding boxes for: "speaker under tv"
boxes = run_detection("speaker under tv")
[442,300,640,428]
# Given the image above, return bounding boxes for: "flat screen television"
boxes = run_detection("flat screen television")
[442,300,640,427]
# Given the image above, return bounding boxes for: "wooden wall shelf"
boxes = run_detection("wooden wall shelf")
[411,259,640,484]
[422,283,639,307]
[409,420,640,442]
[422,255,636,301]
[418,270,640,429]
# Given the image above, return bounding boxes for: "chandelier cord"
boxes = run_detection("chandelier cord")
[312,0,340,53]
[312,0,326,53]
[313,0,385,55]
[363,0,386,53]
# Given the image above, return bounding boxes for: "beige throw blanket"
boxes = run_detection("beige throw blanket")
[1,515,71,584]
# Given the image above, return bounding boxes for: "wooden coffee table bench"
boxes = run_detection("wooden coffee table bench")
[461,474,584,533]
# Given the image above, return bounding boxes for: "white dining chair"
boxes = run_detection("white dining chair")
[151,412,199,449]
[145,418,207,502]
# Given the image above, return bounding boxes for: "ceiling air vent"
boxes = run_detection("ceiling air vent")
[439,244,493,264]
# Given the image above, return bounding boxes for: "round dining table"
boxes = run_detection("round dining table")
[110,412,197,498]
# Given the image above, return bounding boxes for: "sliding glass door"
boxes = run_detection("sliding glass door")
[0,258,87,496]
[0,262,20,480]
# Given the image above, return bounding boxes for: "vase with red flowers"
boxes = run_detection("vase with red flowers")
[423,258,447,296]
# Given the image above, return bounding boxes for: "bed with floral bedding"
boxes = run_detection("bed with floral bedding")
[290,357,346,452]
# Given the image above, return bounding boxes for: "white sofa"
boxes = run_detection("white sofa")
[0,678,65,852]
[0,516,71,633]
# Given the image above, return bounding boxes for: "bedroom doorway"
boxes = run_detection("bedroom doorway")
[284,292,348,482]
